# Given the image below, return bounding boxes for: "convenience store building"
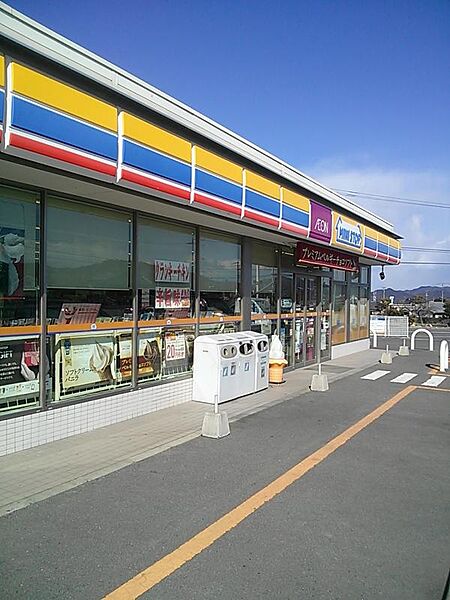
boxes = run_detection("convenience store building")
[0,5,401,454]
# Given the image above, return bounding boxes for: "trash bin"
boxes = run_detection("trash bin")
[192,333,255,404]
[246,331,269,391]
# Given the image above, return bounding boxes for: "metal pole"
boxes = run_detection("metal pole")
[39,191,48,410]
[131,212,138,390]
[276,249,281,338]
[240,237,252,331]
[194,227,200,338]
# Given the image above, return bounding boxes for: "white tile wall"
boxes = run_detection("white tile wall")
[0,378,193,456]
[331,338,370,360]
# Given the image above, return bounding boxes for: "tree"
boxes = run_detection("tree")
[445,301,450,319]
[375,298,390,314]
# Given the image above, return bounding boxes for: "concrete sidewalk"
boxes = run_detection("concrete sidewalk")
[0,349,380,517]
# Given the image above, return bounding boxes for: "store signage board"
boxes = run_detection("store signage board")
[309,201,332,244]
[335,216,363,250]
[296,241,359,272]
[155,260,190,284]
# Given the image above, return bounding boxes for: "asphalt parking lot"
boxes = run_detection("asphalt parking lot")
[0,342,449,600]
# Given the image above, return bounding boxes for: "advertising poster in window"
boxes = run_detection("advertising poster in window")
[165,331,186,362]
[155,287,190,310]
[117,332,162,381]
[58,303,101,325]
[154,260,190,284]
[0,338,40,399]
[0,228,25,299]
[59,334,115,391]
[163,330,194,374]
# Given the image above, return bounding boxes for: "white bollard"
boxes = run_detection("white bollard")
[381,344,392,364]
[310,362,329,392]
[439,340,449,373]
[201,394,230,438]
[410,329,434,351]
[398,338,410,356]
[370,328,378,349]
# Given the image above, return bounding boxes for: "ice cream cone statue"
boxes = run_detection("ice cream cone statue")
[268,334,288,384]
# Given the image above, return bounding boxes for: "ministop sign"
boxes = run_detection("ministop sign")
[296,241,359,272]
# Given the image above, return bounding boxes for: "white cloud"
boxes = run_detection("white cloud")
[305,161,450,291]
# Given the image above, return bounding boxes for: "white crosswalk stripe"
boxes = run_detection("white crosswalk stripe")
[390,373,417,384]
[421,376,446,387]
[361,370,391,380]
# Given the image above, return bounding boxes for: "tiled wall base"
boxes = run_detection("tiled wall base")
[331,338,370,360]
[0,379,193,457]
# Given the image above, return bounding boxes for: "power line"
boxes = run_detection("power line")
[400,261,450,265]
[403,247,450,253]
[335,188,450,209]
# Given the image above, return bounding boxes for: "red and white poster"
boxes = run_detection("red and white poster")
[155,287,190,309]
[154,260,190,284]
[164,331,186,362]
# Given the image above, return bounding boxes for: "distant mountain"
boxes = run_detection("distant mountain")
[372,285,450,302]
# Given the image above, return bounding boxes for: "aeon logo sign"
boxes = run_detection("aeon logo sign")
[314,218,329,234]
[335,216,362,249]
[309,201,332,244]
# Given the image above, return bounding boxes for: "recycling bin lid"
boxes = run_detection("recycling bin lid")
[194,334,237,345]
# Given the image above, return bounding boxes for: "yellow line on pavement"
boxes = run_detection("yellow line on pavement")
[104,385,417,600]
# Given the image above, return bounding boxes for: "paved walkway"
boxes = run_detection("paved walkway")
[0,349,380,516]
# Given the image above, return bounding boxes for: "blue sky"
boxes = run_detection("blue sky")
[6,0,450,292]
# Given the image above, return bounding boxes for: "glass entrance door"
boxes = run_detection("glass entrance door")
[280,272,294,367]
[283,272,327,368]
[319,277,331,361]
[294,276,305,365]
[304,277,319,364]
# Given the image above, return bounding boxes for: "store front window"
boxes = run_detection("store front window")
[47,197,132,325]
[251,242,278,341]
[0,186,40,328]
[280,272,294,366]
[0,186,41,414]
[199,231,240,322]
[332,280,347,345]
[136,217,195,382]
[359,287,369,339]
[46,197,133,402]
[320,278,331,360]
[137,218,195,321]
[349,284,359,341]
[349,269,370,341]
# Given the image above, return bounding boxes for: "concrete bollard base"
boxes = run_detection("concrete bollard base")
[201,411,230,439]
[380,351,392,364]
[310,373,329,391]
[398,345,410,356]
